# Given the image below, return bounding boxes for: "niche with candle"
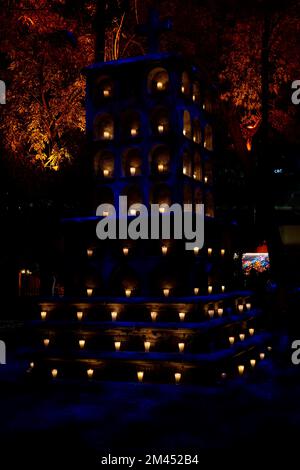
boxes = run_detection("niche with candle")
[151,107,170,136]
[108,265,140,296]
[94,76,114,103]
[96,186,114,208]
[122,148,142,177]
[182,149,192,177]
[94,150,115,178]
[93,113,114,141]
[193,118,202,144]
[204,158,213,185]
[121,184,144,213]
[183,184,193,206]
[192,82,201,103]
[183,110,192,139]
[193,151,203,181]
[121,109,141,140]
[147,67,170,93]
[181,71,190,96]
[205,191,215,218]
[150,183,172,208]
[150,145,170,175]
[204,124,213,151]
[194,187,203,209]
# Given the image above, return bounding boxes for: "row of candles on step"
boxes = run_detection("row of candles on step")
[81,285,227,297]
[87,247,226,257]
[40,303,251,323]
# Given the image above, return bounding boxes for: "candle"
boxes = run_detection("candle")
[30,362,34,369]
[238,304,244,313]
[229,336,235,345]
[144,341,151,352]
[163,288,170,297]
[137,371,144,382]
[125,289,132,297]
[179,312,186,322]
[158,125,164,134]
[192,94,196,102]
[131,128,138,137]
[103,89,110,97]
[130,166,136,176]
[151,311,158,321]
[193,247,200,255]
[178,342,185,353]
[79,339,85,349]
[158,163,164,172]
[102,210,109,216]
[157,81,163,90]
[260,352,265,360]
[103,169,109,177]
[111,311,118,321]
[246,302,251,310]
[183,129,187,136]
[43,338,50,347]
[221,285,225,293]
[123,247,129,256]
[129,209,137,216]
[87,248,94,257]
[250,359,256,368]
[204,176,208,184]
[238,365,245,376]
[208,309,214,319]
[183,166,187,175]
[175,372,182,384]
[87,288,93,297]
[162,245,168,255]
[221,249,225,256]
[77,311,83,321]
[239,333,245,341]
[208,248,213,256]
[221,372,227,379]
[87,368,94,378]
[41,311,47,321]
[181,86,185,93]
[208,285,213,294]
[103,130,110,139]
[159,207,166,213]
[51,368,58,379]
[194,287,199,295]
[114,341,121,351]
[248,328,255,336]
[217,308,223,317]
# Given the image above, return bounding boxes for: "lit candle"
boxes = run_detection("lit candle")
[159,207,166,214]
[208,248,213,256]
[41,311,47,321]
[183,166,187,175]
[87,248,94,257]
[103,169,109,177]
[178,342,185,353]
[217,308,223,317]
[43,338,50,347]
[131,128,138,137]
[260,352,265,360]
[181,86,185,93]
[77,311,83,321]
[194,287,199,295]
[183,129,187,136]
[87,288,93,297]
[151,311,158,321]
[87,368,94,378]
[250,359,256,368]
[248,328,255,336]
[137,371,144,382]
[130,166,136,176]
[192,94,196,102]
[103,89,110,97]
[144,341,151,352]
[102,210,109,216]
[158,125,164,134]
[238,304,244,313]
[246,302,251,310]
[125,289,132,297]
[204,176,208,184]
[30,362,34,369]
[158,163,164,172]
[238,365,245,376]
[267,346,272,352]
[239,333,245,341]
[221,285,225,293]
[129,209,137,216]
[179,312,186,321]
[123,247,129,256]
[114,341,121,351]
[175,372,182,384]
[157,81,163,90]
[51,368,58,379]
[162,245,168,255]
[163,288,170,297]
[79,339,85,349]
[193,247,200,255]
[208,309,214,319]
[221,372,227,379]
[103,130,110,139]
[229,336,235,345]
[208,285,213,294]
[111,311,118,321]
[221,249,225,256]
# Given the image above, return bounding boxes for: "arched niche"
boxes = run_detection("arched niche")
[194,187,203,205]
[192,82,201,103]
[151,107,170,136]
[205,191,215,217]
[150,183,172,207]
[194,152,202,181]
[94,150,115,177]
[96,75,114,100]
[93,113,114,141]
[122,184,144,209]
[97,186,114,208]
[193,118,202,144]
[204,124,213,151]
[204,158,213,184]
[150,145,170,175]
[147,67,170,93]
[183,110,192,139]
[121,109,141,139]
[181,71,191,95]
[122,148,143,177]
[108,265,140,296]
[183,184,193,206]
[182,149,192,177]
